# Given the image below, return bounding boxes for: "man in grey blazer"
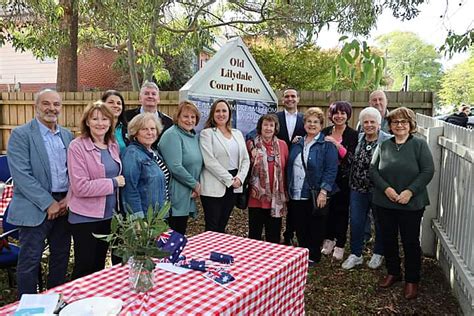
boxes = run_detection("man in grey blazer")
[7,89,74,297]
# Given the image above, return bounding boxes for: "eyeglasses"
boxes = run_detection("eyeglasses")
[390,119,409,126]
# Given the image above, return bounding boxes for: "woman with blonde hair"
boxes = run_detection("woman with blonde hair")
[287,107,338,265]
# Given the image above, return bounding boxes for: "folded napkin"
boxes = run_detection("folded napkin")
[204,269,235,285]
[210,251,234,264]
[156,229,187,263]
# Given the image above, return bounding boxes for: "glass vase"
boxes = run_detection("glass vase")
[128,257,154,293]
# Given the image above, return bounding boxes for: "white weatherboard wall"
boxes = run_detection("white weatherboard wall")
[180,37,277,135]
[0,42,57,85]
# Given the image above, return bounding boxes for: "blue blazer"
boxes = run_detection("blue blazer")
[6,119,73,227]
[276,111,305,148]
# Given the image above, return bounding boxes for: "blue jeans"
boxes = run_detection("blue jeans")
[349,190,383,257]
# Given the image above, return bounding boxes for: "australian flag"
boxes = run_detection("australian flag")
[204,269,235,285]
[156,229,187,263]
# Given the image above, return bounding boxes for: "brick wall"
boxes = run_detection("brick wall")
[77,47,123,91]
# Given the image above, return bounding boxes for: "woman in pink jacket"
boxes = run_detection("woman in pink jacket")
[67,101,125,279]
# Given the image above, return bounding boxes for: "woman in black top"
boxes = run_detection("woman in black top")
[320,101,358,261]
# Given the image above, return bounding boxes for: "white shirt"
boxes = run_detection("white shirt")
[285,110,298,141]
[224,135,240,170]
[291,135,318,200]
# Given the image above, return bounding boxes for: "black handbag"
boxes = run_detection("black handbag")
[235,139,255,210]
[235,178,250,209]
[301,150,330,216]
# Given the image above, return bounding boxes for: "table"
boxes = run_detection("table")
[0,231,309,315]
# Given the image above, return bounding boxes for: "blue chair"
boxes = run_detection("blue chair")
[0,206,44,290]
[0,206,20,287]
[0,155,10,182]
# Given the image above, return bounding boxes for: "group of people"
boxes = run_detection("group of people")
[6,84,434,301]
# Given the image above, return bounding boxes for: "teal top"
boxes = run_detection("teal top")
[370,135,434,211]
[115,123,127,153]
[158,125,203,217]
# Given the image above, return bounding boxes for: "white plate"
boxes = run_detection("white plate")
[59,297,123,316]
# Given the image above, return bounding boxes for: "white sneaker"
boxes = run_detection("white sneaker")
[368,254,384,269]
[342,254,363,269]
[321,239,336,255]
[332,246,345,260]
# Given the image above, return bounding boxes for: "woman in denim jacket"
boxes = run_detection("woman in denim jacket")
[121,113,169,217]
[287,107,338,265]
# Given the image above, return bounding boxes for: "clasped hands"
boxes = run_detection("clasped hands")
[47,198,68,220]
[384,187,413,204]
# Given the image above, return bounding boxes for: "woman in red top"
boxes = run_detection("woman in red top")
[246,114,289,244]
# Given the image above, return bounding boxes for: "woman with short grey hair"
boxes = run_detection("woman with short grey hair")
[342,106,392,270]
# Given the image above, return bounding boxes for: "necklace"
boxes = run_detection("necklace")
[395,142,405,152]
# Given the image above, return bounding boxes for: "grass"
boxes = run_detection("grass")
[0,208,462,314]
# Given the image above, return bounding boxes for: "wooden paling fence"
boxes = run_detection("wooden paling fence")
[417,114,473,315]
[0,90,433,153]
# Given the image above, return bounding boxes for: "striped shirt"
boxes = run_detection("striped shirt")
[152,151,170,201]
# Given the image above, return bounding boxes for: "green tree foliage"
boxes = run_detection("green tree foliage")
[249,42,337,91]
[438,51,474,108]
[331,37,386,90]
[0,0,427,91]
[376,31,443,91]
[440,30,474,57]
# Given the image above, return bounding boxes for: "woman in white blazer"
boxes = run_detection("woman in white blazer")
[200,99,250,233]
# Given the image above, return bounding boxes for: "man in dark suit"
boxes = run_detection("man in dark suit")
[277,88,305,245]
[124,81,173,141]
[7,89,74,296]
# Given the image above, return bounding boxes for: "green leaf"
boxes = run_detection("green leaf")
[338,35,349,42]
[338,57,349,76]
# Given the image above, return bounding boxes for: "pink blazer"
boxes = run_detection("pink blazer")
[67,136,122,218]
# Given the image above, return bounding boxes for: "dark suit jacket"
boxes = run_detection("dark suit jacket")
[7,119,74,226]
[276,110,305,149]
[124,107,174,148]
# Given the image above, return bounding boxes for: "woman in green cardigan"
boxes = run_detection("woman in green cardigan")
[370,107,434,300]
[159,101,203,234]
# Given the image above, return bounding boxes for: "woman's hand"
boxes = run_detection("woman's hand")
[384,187,399,202]
[324,135,337,146]
[396,190,413,204]
[232,177,242,188]
[115,175,126,187]
[191,182,201,198]
[317,191,327,208]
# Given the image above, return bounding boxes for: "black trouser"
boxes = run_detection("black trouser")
[289,199,328,262]
[248,208,282,244]
[201,170,237,233]
[378,206,424,283]
[70,219,111,280]
[325,179,350,248]
[167,216,189,235]
[283,205,295,244]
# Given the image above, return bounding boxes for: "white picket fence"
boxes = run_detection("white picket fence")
[417,114,473,315]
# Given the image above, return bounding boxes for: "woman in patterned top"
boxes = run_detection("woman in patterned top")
[342,107,392,271]
[246,114,289,244]
[121,113,170,218]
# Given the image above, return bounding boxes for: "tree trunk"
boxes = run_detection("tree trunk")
[56,0,78,92]
[143,3,161,83]
[127,28,140,91]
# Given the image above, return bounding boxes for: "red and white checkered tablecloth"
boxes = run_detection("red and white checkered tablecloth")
[0,231,309,315]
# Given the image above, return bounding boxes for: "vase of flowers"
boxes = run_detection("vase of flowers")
[95,203,170,293]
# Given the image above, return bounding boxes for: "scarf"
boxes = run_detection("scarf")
[249,135,287,217]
